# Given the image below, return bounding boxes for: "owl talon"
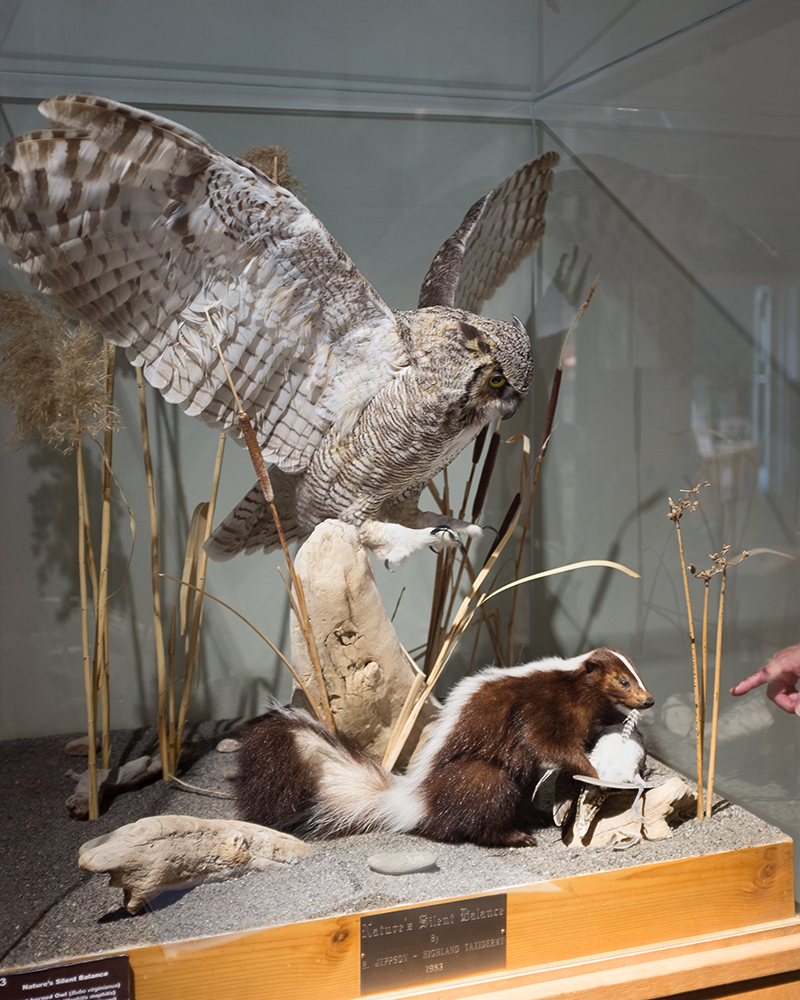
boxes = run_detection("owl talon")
[430,525,467,554]
[361,518,484,566]
[384,559,395,573]
[431,525,459,542]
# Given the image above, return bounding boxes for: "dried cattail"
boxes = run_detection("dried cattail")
[471,430,500,522]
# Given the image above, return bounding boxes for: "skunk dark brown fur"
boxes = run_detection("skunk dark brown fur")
[236,648,653,847]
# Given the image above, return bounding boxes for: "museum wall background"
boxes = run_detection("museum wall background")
[0,0,798,869]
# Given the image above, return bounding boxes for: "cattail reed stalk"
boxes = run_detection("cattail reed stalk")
[423,467,456,677]
[172,432,226,768]
[0,295,120,816]
[505,432,531,662]
[167,604,177,771]
[136,369,171,780]
[695,565,715,790]
[423,425,498,676]
[470,430,500,524]
[459,426,488,521]
[75,438,99,820]
[701,575,710,711]
[384,490,524,770]
[237,405,333,730]
[668,483,709,819]
[94,341,115,768]
[423,546,457,676]
[706,553,727,817]
[704,546,749,817]
[161,572,326,710]
[443,426,499,627]
[505,278,597,662]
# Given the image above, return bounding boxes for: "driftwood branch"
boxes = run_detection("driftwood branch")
[79,815,310,912]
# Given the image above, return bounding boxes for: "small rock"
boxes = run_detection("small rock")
[216,738,241,753]
[64,736,101,757]
[367,851,437,875]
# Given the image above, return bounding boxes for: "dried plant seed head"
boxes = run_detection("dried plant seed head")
[240,145,303,197]
[0,290,61,446]
[667,481,710,521]
[711,545,731,570]
[667,496,683,522]
[0,292,117,452]
[52,323,119,449]
[720,548,750,569]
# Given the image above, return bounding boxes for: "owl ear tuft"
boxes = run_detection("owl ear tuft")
[457,320,492,355]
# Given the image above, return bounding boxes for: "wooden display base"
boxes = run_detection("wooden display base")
[107,839,798,999]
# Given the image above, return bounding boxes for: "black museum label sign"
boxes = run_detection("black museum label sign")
[0,956,130,1000]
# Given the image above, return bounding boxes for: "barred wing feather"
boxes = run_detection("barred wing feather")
[418,151,559,315]
[0,94,404,472]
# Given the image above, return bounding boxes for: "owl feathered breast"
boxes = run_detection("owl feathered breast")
[0,95,558,564]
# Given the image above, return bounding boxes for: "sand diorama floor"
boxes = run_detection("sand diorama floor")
[0,719,791,974]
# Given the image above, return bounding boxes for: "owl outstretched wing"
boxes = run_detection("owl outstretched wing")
[0,94,404,472]
[418,151,559,314]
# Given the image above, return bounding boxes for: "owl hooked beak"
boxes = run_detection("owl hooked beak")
[498,392,523,420]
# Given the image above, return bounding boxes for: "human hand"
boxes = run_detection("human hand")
[730,643,800,715]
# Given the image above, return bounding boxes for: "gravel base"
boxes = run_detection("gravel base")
[0,723,790,971]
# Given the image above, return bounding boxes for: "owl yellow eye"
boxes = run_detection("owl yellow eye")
[488,373,506,389]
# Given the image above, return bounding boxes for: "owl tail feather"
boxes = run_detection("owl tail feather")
[204,469,304,561]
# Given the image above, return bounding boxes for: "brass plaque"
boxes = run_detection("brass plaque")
[360,894,506,994]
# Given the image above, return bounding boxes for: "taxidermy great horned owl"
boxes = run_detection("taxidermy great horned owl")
[0,95,558,565]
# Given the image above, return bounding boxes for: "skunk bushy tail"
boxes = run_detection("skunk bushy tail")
[235,708,427,836]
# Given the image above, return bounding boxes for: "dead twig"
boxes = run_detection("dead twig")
[205,309,333,730]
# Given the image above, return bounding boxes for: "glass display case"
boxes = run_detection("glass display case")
[1,2,798,998]
[534,0,800,875]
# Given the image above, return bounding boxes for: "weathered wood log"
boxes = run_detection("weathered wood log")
[290,520,438,764]
[79,814,311,913]
[66,754,162,819]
